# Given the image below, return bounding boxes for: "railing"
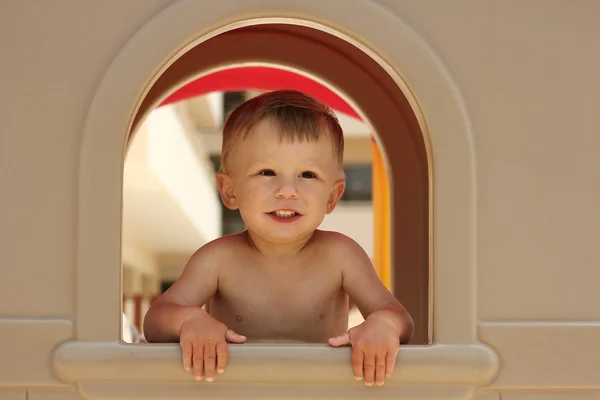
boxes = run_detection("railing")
[51,341,499,400]
[122,295,157,334]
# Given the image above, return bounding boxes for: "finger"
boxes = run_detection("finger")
[180,339,193,372]
[225,329,247,343]
[216,340,228,374]
[375,354,387,386]
[386,346,399,377]
[204,342,217,382]
[363,353,375,386]
[192,342,204,381]
[328,332,351,347]
[351,348,364,380]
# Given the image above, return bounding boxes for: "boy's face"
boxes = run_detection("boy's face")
[217,118,346,244]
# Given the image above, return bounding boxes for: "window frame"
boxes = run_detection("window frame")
[57,3,496,397]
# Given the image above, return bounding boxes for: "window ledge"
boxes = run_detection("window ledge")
[52,341,499,387]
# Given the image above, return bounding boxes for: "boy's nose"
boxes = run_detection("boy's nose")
[275,182,299,199]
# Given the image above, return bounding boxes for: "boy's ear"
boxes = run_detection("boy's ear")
[326,178,346,214]
[216,172,238,210]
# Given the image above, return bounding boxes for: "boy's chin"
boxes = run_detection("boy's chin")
[248,225,315,244]
[264,230,312,243]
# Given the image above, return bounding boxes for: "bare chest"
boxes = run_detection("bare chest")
[209,259,348,342]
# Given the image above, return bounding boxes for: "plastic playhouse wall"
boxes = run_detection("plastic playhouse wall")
[1,1,599,400]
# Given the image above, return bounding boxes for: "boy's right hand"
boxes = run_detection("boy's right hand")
[179,312,246,382]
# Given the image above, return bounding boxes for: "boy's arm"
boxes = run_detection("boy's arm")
[143,244,220,343]
[337,235,414,344]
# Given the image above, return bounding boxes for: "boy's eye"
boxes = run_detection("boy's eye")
[300,171,317,179]
[258,169,276,176]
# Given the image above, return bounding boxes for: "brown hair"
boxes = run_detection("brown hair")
[220,90,344,172]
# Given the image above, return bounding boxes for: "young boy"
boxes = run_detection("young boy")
[143,90,413,387]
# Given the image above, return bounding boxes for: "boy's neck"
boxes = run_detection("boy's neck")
[244,230,314,258]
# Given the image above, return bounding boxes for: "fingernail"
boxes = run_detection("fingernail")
[217,369,225,374]
[195,376,202,381]
[354,376,363,381]
[376,381,385,386]
[184,366,190,371]
[206,377,214,383]
[365,381,374,387]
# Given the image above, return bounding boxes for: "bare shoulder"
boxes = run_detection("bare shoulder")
[186,232,247,271]
[313,230,371,269]
[156,233,247,306]
[316,231,399,322]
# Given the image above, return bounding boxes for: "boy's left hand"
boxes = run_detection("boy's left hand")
[328,315,400,387]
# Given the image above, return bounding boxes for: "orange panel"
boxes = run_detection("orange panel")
[372,138,391,289]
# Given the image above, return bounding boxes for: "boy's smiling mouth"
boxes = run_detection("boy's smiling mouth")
[272,210,298,218]
[267,209,302,222]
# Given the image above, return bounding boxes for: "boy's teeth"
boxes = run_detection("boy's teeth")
[274,210,296,218]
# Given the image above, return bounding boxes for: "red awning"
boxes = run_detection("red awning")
[159,66,361,120]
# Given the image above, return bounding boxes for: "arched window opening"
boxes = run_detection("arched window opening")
[120,24,429,345]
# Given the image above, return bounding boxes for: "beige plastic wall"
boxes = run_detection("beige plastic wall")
[1,1,599,400]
